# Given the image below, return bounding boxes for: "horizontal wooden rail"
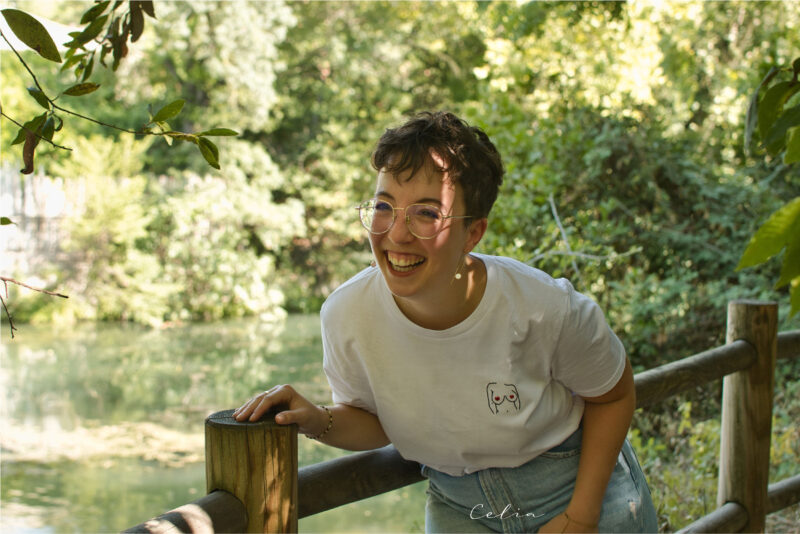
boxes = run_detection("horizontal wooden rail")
[298,444,424,518]
[123,490,246,533]
[676,501,748,534]
[767,473,800,514]
[777,329,800,360]
[634,340,755,409]
[676,473,800,533]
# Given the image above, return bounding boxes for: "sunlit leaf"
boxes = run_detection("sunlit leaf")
[27,87,50,110]
[790,280,800,317]
[165,131,198,142]
[776,234,800,288]
[757,81,799,141]
[785,126,800,165]
[41,116,55,142]
[80,1,110,24]
[151,100,185,123]
[65,14,108,48]
[198,137,220,169]
[764,104,800,155]
[745,67,778,154]
[63,83,101,96]
[197,128,239,137]
[1,8,62,63]
[11,113,47,145]
[737,197,800,269]
[81,53,95,82]
[61,52,85,72]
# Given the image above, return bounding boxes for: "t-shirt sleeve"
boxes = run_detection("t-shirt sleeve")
[550,281,626,398]
[320,311,377,414]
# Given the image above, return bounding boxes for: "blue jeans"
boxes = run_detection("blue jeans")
[422,428,658,533]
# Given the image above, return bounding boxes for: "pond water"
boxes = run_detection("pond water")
[0,315,426,533]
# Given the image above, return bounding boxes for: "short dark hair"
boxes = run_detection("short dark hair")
[371,111,504,220]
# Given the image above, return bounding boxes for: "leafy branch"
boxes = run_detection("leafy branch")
[0,4,238,179]
[1,276,68,339]
[738,55,800,316]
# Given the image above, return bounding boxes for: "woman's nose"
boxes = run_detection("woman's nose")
[388,213,414,244]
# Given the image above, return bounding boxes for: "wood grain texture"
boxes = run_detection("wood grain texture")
[205,409,297,533]
[717,300,777,533]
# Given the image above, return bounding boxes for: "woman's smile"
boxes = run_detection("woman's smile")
[385,251,426,274]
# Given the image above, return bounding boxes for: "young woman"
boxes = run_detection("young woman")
[234,111,658,533]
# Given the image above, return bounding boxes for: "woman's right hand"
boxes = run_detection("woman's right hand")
[233,384,328,437]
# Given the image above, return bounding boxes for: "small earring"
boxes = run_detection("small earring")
[451,255,466,284]
[370,260,376,267]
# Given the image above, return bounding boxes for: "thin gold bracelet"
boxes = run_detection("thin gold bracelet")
[305,405,333,440]
[563,512,597,531]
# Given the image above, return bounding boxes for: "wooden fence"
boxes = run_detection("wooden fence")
[125,300,800,533]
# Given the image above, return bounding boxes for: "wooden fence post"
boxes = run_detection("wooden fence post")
[718,300,777,532]
[205,409,298,533]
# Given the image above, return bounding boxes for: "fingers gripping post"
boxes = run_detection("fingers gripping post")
[205,409,298,533]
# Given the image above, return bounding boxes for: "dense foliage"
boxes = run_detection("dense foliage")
[3,0,798,353]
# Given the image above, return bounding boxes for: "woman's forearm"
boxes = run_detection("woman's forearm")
[568,359,636,526]
[314,403,391,451]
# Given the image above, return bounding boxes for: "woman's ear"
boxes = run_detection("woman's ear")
[464,218,488,253]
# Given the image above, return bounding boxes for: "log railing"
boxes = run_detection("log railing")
[125,300,800,533]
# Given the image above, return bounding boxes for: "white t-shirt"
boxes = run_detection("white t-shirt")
[320,254,626,476]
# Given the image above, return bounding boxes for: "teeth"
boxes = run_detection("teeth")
[387,252,424,271]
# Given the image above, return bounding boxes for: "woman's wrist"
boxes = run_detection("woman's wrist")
[563,502,599,530]
[305,405,333,440]
[563,511,598,530]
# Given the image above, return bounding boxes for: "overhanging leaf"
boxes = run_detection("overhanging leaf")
[164,131,198,143]
[139,1,156,18]
[63,82,101,96]
[11,113,47,145]
[65,14,108,48]
[21,130,41,174]
[151,99,185,123]
[737,196,800,269]
[757,81,799,141]
[81,53,95,82]
[198,137,220,169]
[0,217,16,226]
[745,67,779,155]
[785,126,800,165]
[80,1,110,24]
[130,1,145,42]
[790,279,800,318]
[1,8,62,63]
[41,116,55,142]
[764,104,800,155]
[197,128,239,136]
[775,233,800,288]
[27,86,50,110]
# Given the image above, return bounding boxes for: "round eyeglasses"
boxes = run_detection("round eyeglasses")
[356,199,472,239]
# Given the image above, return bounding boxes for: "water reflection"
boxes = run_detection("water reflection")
[1,316,425,532]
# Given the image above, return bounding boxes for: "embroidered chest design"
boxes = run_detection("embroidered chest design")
[486,382,521,414]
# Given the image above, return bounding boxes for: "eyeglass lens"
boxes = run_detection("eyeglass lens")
[359,200,444,238]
